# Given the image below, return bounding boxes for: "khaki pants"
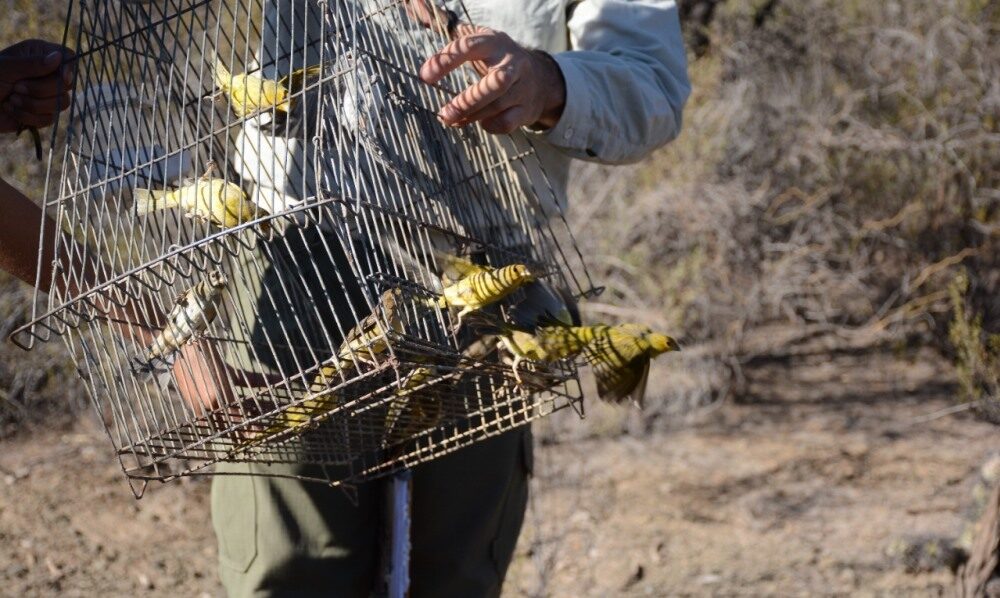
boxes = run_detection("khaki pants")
[213,225,531,597]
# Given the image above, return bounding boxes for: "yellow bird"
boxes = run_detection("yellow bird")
[241,388,344,449]
[214,59,323,118]
[136,269,228,370]
[134,173,269,232]
[583,324,681,407]
[335,288,406,370]
[382,364,443,448]
[425,263,537,329]
[308,287,407,394]
[243,289,409,449]
[498,325,592,384]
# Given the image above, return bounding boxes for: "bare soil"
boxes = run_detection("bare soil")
[0,349,996,597]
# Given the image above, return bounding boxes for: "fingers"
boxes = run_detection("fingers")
[5,91,71,115]
[438,64,516,125]
[419,29,502,84]
[0,51,63,82]
[9,74,68,100]
[11,111,56,128]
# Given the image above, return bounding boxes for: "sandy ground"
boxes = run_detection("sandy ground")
[0,350,997,596]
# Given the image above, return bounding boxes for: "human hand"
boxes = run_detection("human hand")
[173,343,278,442]
[0,39,75,134]
[419,26,566,134]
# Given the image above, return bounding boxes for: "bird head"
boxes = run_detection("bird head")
[646,332,680,355]
[510,264,537,283]
[208,269,229,289]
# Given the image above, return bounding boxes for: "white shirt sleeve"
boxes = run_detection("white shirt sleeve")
[538,0,691,164]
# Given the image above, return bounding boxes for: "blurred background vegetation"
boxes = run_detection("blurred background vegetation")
[0,0,997,436]
[566,0,999,432]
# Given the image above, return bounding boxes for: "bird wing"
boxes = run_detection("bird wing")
[508,280,574,330]
[629,358,651,408]
[281,63,325,93]
[586,328,647,404]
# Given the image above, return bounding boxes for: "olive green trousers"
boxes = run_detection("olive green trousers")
[213,428,532,597]
[213,226,531,597]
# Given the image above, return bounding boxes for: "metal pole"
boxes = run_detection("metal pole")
[388,468,412,598]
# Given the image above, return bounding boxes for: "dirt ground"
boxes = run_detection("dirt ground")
[0,349,997,596]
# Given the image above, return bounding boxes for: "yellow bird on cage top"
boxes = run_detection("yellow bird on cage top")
[214,59,323,118]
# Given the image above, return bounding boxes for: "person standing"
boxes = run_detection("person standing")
[205,1,690,596]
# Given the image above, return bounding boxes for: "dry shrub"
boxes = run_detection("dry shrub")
[949,270,1000,423]
[0,274,85,439]
[569,0,999,423]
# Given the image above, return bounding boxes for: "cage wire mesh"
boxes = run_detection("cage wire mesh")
[12,0,599,494]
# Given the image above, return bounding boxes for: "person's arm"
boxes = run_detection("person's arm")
[539,0,690,164]
[414,0,690,164]
[0,177,60,290]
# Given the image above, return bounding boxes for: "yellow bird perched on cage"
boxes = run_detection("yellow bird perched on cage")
[423,261,537,329]
[134,169,270,232]
[498,325,592,384]
[377,239,541,330]
[214,59,323,118]
[241,388,343,449]
[242,289,408,448]
[382,364,443,449]
[583,324,680,407]
[309,288,406,394]
[134,269,228,371]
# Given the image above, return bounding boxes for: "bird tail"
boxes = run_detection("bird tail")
[133,188,178,214]
[214,59,232,90]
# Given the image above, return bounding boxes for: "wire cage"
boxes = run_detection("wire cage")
[13,0,598,495]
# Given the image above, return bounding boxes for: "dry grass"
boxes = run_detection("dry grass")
[567,0,1000,426]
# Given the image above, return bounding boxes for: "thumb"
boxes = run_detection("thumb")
[0,51,63,82]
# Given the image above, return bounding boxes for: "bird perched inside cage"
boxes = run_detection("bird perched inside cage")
[328,287,406,373]
[381,363,444,449]
[214,58,324,118]
[238,387,343,450]
[242,287,408,448]
[134,162,270,232]
[134,269,228,372]
[428,262,538,329]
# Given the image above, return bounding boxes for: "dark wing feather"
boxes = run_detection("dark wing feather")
[628,358,651,408]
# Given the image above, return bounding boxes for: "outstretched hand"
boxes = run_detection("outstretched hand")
[408,4,566,135]
[0,39,75,135]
